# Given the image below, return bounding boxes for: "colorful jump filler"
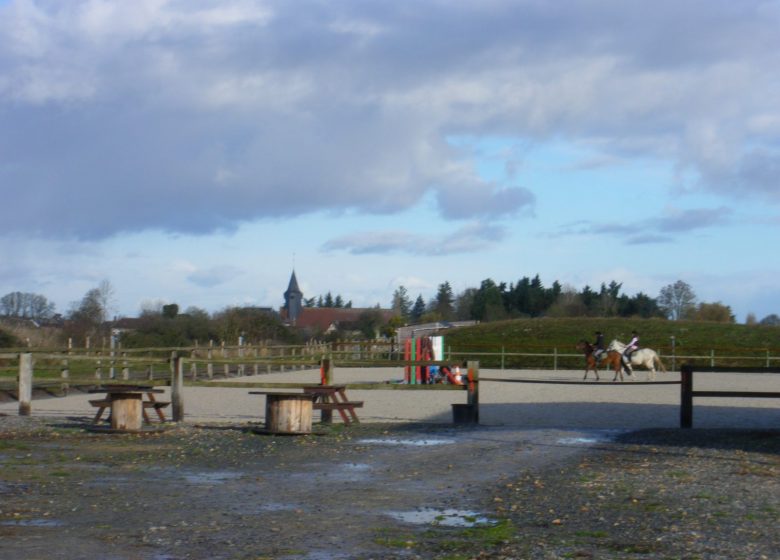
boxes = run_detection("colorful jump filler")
[403,335,463,385]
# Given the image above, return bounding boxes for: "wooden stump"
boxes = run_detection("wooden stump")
[111,394,143,431]
[265,394,314,434]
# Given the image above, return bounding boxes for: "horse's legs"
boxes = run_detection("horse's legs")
[612,359,622,382]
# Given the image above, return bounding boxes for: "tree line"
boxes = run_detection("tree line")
[2,275,778,349]
[391,276,750,325]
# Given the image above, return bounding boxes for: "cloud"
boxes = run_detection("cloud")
[552,205,732,244]
[1,0,779,240]
[187,266,243,288]
[321,222,507,256]
[653,206,732,232]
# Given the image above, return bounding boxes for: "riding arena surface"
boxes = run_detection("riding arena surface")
[1,368,778,559]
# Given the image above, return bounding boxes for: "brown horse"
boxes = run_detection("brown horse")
[576,340,628,382]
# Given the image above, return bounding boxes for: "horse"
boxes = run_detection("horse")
[607,339,667,380]
[575,340,628,382]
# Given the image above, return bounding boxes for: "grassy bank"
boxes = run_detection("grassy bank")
[443,317,780,369]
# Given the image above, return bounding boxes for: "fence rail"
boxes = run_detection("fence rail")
[679,365,780,428]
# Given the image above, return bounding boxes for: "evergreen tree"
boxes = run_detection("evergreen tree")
[471,279,505,321]
[410,295,426,322]
[391,286,412,319]
[431,282,455,320]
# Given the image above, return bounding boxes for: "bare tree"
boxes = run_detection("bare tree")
[0,292,56,320]
[657,280,697,320]
[66,280,116,341]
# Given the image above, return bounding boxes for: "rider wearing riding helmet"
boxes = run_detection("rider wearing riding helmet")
[622,330,639,370]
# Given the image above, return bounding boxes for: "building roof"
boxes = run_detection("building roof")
[286,307,395,331]
[284,270,302,296]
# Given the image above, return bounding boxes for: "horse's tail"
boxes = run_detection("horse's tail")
[654,353,667,373]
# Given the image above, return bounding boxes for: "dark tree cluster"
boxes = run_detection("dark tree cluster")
[303,292,352,309]
[393,275,666,324]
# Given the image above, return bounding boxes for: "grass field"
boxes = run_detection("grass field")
[2,317,780,381]
[443,316,780,368]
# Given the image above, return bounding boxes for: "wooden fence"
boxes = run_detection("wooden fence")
[8,352,475,422]
[6,350,780,429]
[679,365,780,428]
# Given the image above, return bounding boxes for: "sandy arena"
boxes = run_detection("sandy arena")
[2,367,779,429]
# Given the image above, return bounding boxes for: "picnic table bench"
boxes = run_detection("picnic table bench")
[303,385,363,426]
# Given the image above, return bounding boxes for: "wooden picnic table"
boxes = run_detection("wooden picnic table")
[302,385,363,426]
[248,385,364,433]
[89,385,168,431]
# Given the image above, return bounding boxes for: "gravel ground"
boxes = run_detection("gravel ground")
[1,414,778,559]
[1,368,779,559]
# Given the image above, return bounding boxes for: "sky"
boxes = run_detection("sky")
[1,0,780,323]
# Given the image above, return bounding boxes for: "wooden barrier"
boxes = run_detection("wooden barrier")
[680,365,780,428]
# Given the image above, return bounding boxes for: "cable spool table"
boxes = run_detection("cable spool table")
[249,392,317,434]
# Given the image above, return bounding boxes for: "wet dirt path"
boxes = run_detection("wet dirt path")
[1,420,607,559]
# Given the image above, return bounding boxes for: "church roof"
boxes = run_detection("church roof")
[285,270,302,296]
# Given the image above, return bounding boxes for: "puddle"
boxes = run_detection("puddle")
[1,518,64,527]
[182,470,242,484]
[298,551,353,560]
[387,507,494,527]
[257,502,297,512]
[86,476,133,487]
[342,462,370,471]
[356,438,455,447]
[556,431,619,446]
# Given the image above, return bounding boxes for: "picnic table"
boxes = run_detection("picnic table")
[303,385,363,426]
[89,385,168,431]
[249,385,363,433]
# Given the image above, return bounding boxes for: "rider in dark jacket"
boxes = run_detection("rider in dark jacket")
[592,331,605,361]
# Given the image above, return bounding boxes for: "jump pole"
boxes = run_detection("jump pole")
[319,357,333,424]
[467,360,479,422]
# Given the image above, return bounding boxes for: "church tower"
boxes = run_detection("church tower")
[284,270,303,325]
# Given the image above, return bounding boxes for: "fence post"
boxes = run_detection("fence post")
[190,348,198,380]
[553,348,558,371]
[467,360,479,423]
[680,364,693,429]
[320,357,333,424]
[61,357,70,394]
[501,346,505,370]
[18,353,33,416]
[207,340,214,379]
[238,336,245,376]
[171,353,184,422]
[222,342,229,377]
[710,349,715,367]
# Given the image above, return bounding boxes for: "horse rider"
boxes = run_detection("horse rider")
[592,331,605,361]
[622,330,639,371]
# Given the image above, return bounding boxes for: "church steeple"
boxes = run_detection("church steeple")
[284,270,303,324]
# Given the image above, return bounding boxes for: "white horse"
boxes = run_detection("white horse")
[607,339,667,380]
